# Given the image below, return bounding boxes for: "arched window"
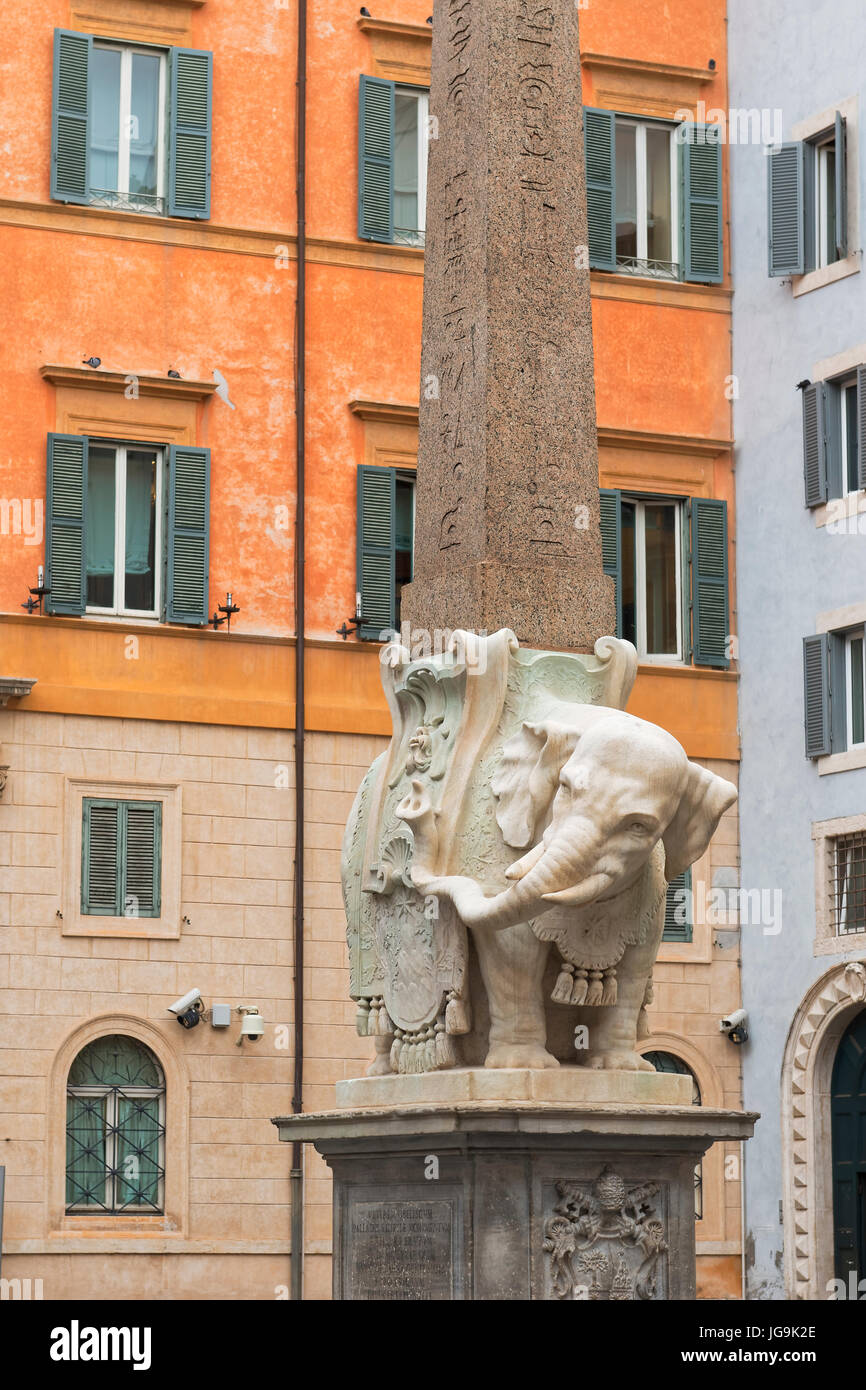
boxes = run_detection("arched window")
[66,1035,165,1214]
[645,1049,703,1220]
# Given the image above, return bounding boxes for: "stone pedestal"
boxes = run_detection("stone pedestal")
[273,1073,757,1301]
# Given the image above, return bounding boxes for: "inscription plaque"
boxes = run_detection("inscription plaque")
[348,1198,456,1300]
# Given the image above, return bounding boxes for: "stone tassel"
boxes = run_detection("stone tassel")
[356,1000,371,1037]
[445,991,471,1035]
[551,962,575,1005]
[571,968,589,1005]
[424,1029,436,1070]
[585,970,604,1006]
[435,1022,457,1069]
[389,1031,403,1071]
[601,969,618,1006]
[377,1006,394,1036]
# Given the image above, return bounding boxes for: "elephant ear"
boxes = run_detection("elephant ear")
[662,761,737,883]
[491,720,580,850]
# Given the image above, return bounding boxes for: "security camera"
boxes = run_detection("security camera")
[168,988,204,1030]
[236,1005,264,1045]
[719,1008,749,1044]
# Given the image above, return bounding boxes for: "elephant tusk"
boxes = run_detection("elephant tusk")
[541,874,609,907]
[505,841,546,880]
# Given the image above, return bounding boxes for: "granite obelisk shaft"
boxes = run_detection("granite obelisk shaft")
[401,0,614,651]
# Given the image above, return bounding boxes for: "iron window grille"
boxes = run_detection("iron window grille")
[615,254,679,280]
[831,831,866,935]
[89,189,167,216]
[645,1050,703,1220]
[66,1035,165,1214]
[393,226,425,248]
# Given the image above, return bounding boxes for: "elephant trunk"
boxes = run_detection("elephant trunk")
[444,819,605,930]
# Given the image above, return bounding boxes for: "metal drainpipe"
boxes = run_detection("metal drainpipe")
[290,0,307,1304]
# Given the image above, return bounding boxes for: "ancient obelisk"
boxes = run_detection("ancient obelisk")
[401,0,614,650]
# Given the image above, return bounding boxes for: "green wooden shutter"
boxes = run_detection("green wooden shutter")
[358,76,394,243]
[768,142,805,276]
[357,465,395,640]
[123,802,162,918]
[584,108,616,271]
[857,367,866,491]
[168,48,212,219]
[663,868,693,943]
[166,445,210,625]
[803,634,831,758]
[599,488,622,637]
[835,111,848,261]
[691,498,729,668]
[51,29,91,204]
[680,124,723,284]
[46,433,87,615]
[803,382,829,507]
[82,800,121,915]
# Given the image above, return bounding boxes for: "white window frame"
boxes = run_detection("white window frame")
[91,42,167,208]
[86,442,163,620]
[393,86,428,245]
[815,134,837,271]
[845,628,866,749]
[615,117,680,275]
[66,1084,165,1212]
[627,496,683,664]
[839,377,860,496]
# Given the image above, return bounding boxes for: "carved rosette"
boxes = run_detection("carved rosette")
[543,1167,669,1301]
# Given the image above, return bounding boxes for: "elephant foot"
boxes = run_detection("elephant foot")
[485,1043,560,1070]
[586,1051,655,1073]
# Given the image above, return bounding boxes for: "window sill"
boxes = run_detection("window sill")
[817,746,866,775]
[792,250,861,297]
[813,490,866,530]
[814,928,866,956]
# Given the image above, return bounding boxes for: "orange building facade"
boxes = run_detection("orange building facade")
[0,0,743,1301]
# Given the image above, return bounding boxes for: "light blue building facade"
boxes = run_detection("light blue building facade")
[730,1,866,1300]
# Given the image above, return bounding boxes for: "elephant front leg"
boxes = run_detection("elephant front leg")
[583,943,660,1072]
[473,924,559,1069]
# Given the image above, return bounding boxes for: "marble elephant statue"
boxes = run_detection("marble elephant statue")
[341,629,736,1075]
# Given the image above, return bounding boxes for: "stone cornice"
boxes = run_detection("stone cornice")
[357,16,432,42]
[40,364,218,402]
[349,399,419,426]
[581,53,717,86]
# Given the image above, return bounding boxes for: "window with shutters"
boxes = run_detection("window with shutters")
[63,779,181,938]
[358,76,428,246]
[584,109,723,284]
[82,799,162,919]
[663,868,693,944]
[356,465,415,640]
[601,490,729,668]
[768,112,849,279]
[804,370,866,507]
[66,1035,165,1214]
[802,627,866,760]
[45,435,210,626]
[52,30,211,220]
